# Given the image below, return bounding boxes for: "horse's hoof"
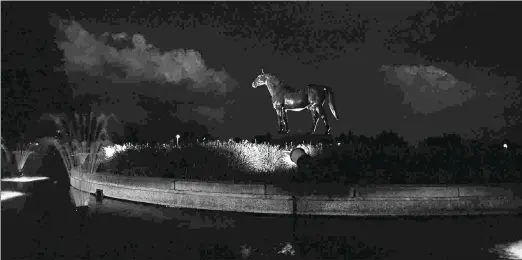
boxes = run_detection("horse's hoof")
[325,129,331,136]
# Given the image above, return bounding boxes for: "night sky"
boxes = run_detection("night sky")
[2,2,521,144]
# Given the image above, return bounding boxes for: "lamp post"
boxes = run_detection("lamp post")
[176,134,180,147]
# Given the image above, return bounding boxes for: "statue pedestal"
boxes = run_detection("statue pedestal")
[271,133,333,145]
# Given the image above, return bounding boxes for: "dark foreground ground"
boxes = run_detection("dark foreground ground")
[2,179,522,260]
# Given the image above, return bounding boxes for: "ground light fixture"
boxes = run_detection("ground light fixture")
[290,147,310,164]
[289,147,306,164]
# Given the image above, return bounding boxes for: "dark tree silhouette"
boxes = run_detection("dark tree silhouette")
[374,130,409,149]
[2,7,73,143]
[116,94,209,144]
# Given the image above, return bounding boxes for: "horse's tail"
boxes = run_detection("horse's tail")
[325,87,339,120]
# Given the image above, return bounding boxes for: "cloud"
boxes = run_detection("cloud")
[54,19,237,95]
[51,18,241,133]
[193,106,226,123]
[381,64,476,115]
[172,104,226,133]
[381,64,521,142]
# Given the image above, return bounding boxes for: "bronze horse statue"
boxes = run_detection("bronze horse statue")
[252,69,339,135]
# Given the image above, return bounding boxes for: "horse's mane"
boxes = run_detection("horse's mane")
[265,73,285,87]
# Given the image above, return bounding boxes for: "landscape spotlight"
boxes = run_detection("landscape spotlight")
[289,147,317,182]
[290,147,310,165]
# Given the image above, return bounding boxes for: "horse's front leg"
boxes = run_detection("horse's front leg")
[275,107,284,133]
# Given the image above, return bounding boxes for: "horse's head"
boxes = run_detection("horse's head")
[252,69,269,88]
[252,68,282,89]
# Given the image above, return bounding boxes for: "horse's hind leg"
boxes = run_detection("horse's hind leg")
[315,106,331,135]
[309,107,319,134]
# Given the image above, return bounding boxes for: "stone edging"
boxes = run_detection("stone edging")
[69,169,522,216]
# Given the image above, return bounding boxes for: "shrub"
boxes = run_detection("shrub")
[99,133,521,185]
[200,140,295,173]
[100,141,294,183]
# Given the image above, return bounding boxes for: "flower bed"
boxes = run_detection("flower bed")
[98,139,522,185]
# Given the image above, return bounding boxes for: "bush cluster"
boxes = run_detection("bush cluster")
[100,131,521,185]
[99,141,295,183]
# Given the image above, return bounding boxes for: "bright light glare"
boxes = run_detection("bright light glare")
[504,143,508,149]
[104,146,116,158]
[1,191,25,201]
[1,176,49,183]
[282,150,295,165]
[508,241,522,259]
[176,134,180,139]
[103,144,129,159]
[491,240,522,260]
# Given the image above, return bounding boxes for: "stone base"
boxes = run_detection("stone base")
[271,133,334,145]
[70,170,522,216]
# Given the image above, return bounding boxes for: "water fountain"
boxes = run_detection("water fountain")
[1,139,39,176]
[1,140,49,195]
[42,112,116,212]
[74,152,89,167]
[13,149,35,175]
[1,137,10,164]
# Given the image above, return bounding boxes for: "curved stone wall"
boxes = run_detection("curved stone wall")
[70,169,522,216]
